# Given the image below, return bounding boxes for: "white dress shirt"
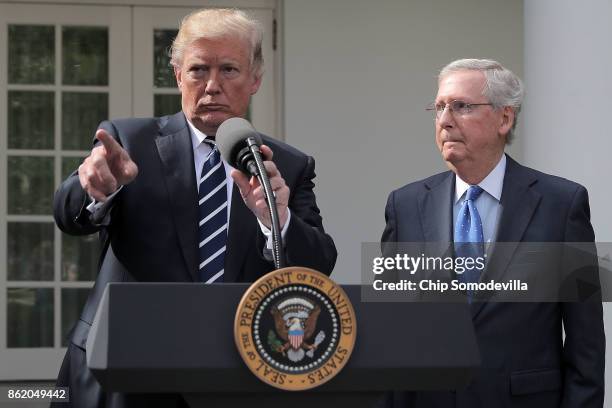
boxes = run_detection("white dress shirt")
[453,153,506,244]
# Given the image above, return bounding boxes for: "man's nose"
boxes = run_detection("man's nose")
[437,105,454,128]
[204,71,222,95]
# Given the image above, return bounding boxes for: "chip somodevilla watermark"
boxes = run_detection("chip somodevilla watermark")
[362,242,610,302]
[370,253,528,293]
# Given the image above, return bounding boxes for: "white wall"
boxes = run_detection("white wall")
[523,0,612,404]
[283,0,523,282]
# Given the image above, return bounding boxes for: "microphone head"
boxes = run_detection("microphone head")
[216,117,262,166]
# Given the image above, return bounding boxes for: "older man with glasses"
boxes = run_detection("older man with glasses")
[382,59,604,408]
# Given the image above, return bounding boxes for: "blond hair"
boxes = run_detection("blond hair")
[170,8,264,77]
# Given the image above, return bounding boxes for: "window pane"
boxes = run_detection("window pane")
[154,29,178,88]
[61,157,84,180]
[62,26,108,86]
[8,91,54,149]
[62,233,99,282]
[7,222,54,281]
[62,92,108,150]
[8,25,55,85]
[7,156,54,215]
[7,288,54,348]
[61,289,90,346]
[154,94,181,117]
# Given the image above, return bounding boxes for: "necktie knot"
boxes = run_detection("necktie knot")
[204,143,221,164]
[466,185,484,201]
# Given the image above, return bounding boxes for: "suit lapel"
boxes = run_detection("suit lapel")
[419,172,454,243]
[472,156,541,319]
[415,172,455,285]
[224,184,256,282]
[155,113,199,281]
[494,158,541,245]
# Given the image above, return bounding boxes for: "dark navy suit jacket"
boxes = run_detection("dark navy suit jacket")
[53,112,337,407]
[382,155,604,408]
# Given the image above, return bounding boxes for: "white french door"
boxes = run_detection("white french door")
[0,1,277,381]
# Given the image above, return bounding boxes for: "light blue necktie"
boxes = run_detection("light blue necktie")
[454,185,484,301]
[197,144,227,283]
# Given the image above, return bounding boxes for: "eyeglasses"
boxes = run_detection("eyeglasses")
[426,100,493,119]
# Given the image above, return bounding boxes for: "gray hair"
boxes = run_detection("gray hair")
[170,8,264,77]
[439,58,524,144]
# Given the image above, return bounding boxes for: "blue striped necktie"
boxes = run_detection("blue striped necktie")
[454,185,484,301]
[198,144,227,283]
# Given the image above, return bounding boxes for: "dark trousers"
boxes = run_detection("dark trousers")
[51,343,188,408]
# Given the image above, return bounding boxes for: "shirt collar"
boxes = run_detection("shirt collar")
[454,153,506,203]
[186,119,213,151]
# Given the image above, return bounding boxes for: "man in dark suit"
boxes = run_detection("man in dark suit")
[53,8,336,408]
[382,59,604,407]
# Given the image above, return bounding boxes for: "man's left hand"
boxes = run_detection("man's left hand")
[231,145,290,229]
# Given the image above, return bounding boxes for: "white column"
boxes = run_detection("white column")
[524,0,612,402]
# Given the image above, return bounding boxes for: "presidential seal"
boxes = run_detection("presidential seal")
[234,267,357,391]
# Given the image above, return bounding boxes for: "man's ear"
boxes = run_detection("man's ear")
[499,106,515,137]
[250,71,263,95]
[174,65,183,90]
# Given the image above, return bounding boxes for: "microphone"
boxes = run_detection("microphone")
[216,117,263,177]
[216,117,286,269]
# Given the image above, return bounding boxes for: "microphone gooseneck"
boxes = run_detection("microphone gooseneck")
[216,118,286,269]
